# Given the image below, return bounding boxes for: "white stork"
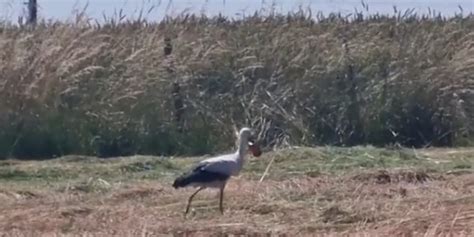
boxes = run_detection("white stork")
[172,127,262,215]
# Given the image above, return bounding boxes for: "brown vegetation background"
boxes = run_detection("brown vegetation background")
[0,11,473,158]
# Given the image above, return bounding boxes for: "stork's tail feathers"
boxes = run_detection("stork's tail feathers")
[172,168,229,189]
[173,166,202,189]
[172,174,191,189]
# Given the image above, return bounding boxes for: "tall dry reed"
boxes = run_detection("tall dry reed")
[0,10,473,158]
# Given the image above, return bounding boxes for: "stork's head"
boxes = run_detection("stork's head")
[239,127,252,139]
[239,127,262,157]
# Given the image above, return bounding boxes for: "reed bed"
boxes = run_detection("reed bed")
[0,9,473,158]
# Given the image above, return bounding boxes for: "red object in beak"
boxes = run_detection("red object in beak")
[248,141,262,157]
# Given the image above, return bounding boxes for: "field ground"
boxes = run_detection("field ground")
[1,146,474,236]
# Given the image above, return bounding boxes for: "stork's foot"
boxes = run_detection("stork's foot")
[184,208,190,218]
[184,208,196,219]
[219,201,225,214]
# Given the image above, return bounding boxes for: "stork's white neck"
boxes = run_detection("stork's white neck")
[237,135,249,159]
[234,134,249,172]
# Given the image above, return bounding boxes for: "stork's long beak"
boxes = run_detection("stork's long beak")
[248,140,262,157]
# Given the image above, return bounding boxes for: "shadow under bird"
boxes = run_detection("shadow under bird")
[172,127,262,215]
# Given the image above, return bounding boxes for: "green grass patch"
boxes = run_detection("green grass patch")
[0,166,77,181]
[0,147,473,184]
[245,146,473,179]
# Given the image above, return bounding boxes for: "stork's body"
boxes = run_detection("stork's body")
[172,127,260,214]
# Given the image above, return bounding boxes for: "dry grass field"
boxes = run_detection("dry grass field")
[1,146,474,236]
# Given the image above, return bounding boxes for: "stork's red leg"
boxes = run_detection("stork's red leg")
[219,186,225,214]
[185,187,205,215]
